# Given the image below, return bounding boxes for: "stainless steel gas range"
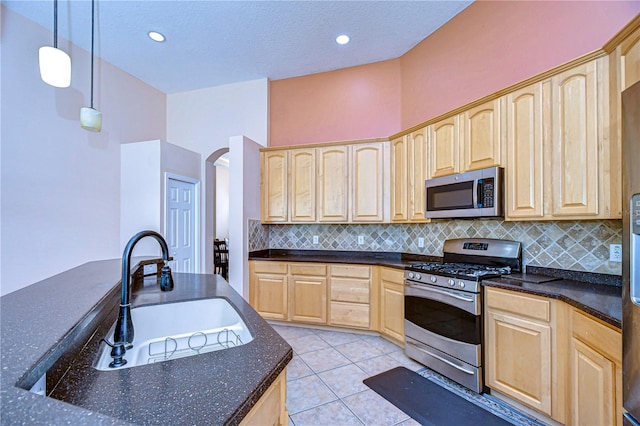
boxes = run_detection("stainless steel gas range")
[404,238,522,393]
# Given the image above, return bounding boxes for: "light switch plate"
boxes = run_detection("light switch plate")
[610,244,622,262]
[418,237,425,248]
[358,235,364,245]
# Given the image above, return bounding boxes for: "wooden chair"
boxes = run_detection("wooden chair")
[213,239,229,279]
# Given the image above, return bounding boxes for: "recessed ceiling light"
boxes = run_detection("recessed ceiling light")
[336,34,350,45]
[148,31,165,42]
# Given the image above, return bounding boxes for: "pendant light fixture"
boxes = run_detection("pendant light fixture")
[39,0,71,87]
[81,0,102,132]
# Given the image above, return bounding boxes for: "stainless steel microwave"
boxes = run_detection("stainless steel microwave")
[425,166,504,219]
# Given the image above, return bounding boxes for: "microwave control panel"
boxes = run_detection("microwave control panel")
[480,178,494,208]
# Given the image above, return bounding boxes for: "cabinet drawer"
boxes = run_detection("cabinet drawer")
[486,288,550,322]
[330,265,371,279]
[330,302,370,328]
[289,263,326,276]
[571,309,621,364]
[252,261,287,274]
[380,267,404,283]
[331,278,370,303]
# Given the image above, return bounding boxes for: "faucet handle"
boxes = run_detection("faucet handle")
[160,264,174,292]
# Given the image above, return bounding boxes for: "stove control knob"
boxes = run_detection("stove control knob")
[459,281,465,288]
[430,276,437,283]
[408,272,414,279]
[415,273,421,280]
[448,279,455,286]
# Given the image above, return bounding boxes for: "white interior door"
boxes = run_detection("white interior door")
[166,176,198,272]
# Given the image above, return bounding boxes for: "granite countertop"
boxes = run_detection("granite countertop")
[0,260,292,425]
[249,249,440,269]
[483,273,622,329]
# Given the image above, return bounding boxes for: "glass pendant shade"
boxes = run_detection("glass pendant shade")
[39,46,71,87]
[80,107,102,132]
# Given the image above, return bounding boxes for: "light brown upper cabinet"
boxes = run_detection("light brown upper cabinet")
[390,129,429,223]
[261,140,388,224]
[317,145,349,222]
[428,115,460,178]
[505,82,545,219]
[460,98,504,172]
[289,148,316,222]
[260,151,288,223]
[505,57,620,221]
[618,24,640,90]
[351,142,386,222]
[550,60,601,217]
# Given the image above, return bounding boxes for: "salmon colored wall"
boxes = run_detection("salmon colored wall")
[269,59,401,147]
[401,1,640,129]
[269,1,639,146]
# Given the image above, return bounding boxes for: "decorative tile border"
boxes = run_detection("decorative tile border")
[255,220,622,275]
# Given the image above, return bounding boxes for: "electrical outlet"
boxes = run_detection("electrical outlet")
[610,244,622,262]
[143,264,157,275]
[357,235,364,245]
[418,237,425,248]
[312,235,319,244]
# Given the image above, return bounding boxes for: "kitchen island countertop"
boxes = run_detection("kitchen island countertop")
[0,259,292,425]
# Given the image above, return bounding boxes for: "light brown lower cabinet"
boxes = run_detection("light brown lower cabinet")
[249,261,379,330]
[329,264,377,329]
[484,287,567,423]
[289,263,327,324]
[239,369,288,426]
[379,267,405,344]
[569,309,622,426]
[249,261,288,321]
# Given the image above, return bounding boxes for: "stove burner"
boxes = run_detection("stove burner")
[407,262,511,280]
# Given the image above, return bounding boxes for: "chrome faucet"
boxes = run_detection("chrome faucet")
[108,230,174,367]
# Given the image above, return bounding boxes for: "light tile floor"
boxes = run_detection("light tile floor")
[270,323,425,426]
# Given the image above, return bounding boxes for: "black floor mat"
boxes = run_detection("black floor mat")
[363,367,513,426]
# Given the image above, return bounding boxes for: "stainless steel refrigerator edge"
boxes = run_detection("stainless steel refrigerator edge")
[622,80,640,426]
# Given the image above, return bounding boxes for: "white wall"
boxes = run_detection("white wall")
[167,78,269,289]
[120,140,201,258]
[228,136,262,297]
[0,6,166,295]
[215,165,230,239]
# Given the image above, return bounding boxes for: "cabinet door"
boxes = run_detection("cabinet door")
[485,309,552,416]
[460,99,502,172]
[570,309,622,426]
[505,83,544,219]
[408,128,429,221]
[250,262,288,321]
[351,143,384,222]
[289,148,316,222]
[570,338,616,426]
[261,151,288,222]
[289,264,327,324]
[550,61,599,217]
[429,116,460,178]
[380,268,404,344]
[317,146,349,222]
[390,136,408,222]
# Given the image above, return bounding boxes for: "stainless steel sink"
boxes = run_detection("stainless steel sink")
[95,298,253,370]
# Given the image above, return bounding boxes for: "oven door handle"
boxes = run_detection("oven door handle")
[408,284,475,303]
[408,341,475,375]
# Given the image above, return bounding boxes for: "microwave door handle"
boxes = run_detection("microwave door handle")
[473,179,480,208]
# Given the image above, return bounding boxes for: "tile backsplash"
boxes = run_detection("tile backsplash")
[248,219,622,275]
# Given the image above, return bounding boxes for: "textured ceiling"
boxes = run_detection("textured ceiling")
[4,1,472,94]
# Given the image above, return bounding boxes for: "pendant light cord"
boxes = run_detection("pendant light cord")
[90,0,95,108]
[53,0,58,48]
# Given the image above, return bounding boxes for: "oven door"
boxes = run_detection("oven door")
[404,282,482,365]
